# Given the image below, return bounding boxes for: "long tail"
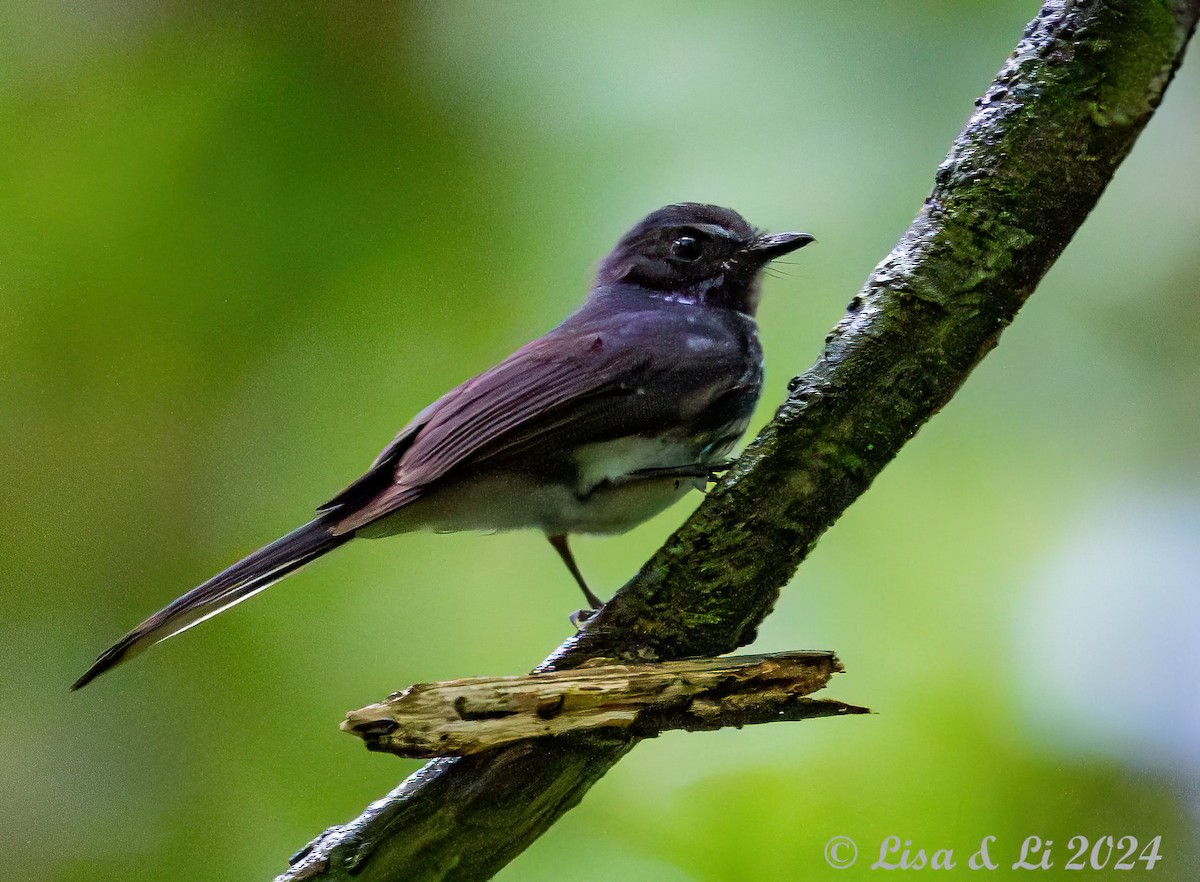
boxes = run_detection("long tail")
[72,517,349,690]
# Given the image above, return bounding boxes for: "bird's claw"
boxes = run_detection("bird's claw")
[705,459,737,480]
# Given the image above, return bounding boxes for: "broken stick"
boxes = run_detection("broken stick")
[342,650,868,757]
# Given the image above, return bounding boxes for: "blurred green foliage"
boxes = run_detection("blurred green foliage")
[2,2,1198,880]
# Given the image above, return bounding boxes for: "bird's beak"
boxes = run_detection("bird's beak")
[744,231,816,262]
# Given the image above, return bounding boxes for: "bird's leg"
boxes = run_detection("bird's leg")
[628,459,736,482]
[547,534,604,609]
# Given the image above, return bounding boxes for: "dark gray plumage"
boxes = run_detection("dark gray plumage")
[73,203,812,690]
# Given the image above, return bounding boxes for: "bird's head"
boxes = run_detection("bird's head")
[596,203,813,315]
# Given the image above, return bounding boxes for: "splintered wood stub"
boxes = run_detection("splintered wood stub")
[342,650,867,757]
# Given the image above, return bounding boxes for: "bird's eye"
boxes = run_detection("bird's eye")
[669,235,703,262]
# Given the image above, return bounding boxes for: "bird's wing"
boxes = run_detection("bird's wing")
[324,320,647,531]
[327,308,745,533]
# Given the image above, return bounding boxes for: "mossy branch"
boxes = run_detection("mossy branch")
[278,2,1199,880]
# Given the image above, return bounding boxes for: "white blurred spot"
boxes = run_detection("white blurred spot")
[1015,484,1200,804]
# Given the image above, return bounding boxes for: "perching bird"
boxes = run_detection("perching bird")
[73,203,813,689]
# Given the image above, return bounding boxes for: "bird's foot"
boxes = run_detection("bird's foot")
[630,459,737,484]
[703,459,737,483]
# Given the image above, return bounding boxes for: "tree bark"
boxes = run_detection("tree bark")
[279,2,1200,880]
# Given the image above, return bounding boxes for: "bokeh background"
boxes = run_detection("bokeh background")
[3,2,1198,879]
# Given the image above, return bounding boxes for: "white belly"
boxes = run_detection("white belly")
[358,433,730,538]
